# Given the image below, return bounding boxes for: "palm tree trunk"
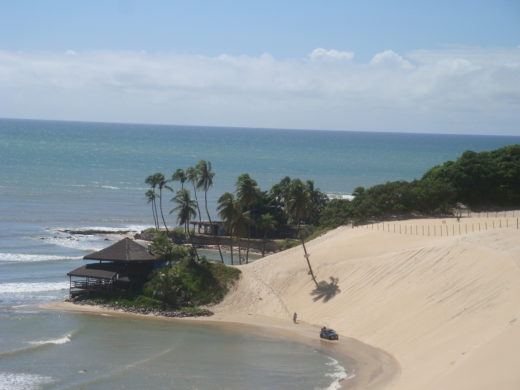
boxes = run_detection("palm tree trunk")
[152,198,160,230]
[159,189,170,235]
[187,218,200,261]
[245,229,251,264]
[192,182,202,224]
[204,191,224,263]
[237,238,242,265]
[229,234,234,265]
[298,223,318,286]
[151,200,158,230]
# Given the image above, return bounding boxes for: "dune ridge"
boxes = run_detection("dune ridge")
[214,216,520,390]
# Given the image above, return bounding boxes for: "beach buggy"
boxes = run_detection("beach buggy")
[320,327,339,340]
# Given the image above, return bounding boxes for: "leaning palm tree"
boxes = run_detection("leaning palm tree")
[186,166,203,224]
[256,213,277,257]
[196,160,224,262]
[145,189,160,230]
[236,173,259,263]
[171,188,199,260]
[171,168,187,190]
[285,179,318,286]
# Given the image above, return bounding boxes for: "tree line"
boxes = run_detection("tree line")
[144,145,519,287]
[319,144,520,227]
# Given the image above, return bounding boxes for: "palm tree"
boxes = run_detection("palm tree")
[218,192,237,265]
[196,160,224,262]
[257,213,277,257]
[145,174,162,231]
[285,179,318,286]
[171,168,187,190]
[171,188,199,260]
[233,206,252,265]
[145,189,160,230]
[236,174,259,263]
[186,166,203,224]
[156,173,171,235]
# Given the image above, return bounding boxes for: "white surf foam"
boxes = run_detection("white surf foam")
[100,185,120,190]
[326,193,355,201]
[0,372,54,390]
[41,225,151,251]
[0,282,69,294]
[43,235,107,252]
[322,356,351,390]
[29,333,72,346]
[0,253,82,263]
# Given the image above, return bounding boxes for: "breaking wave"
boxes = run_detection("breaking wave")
[0,372,54,390]
[322,356,351,390]
[29,332,73,346]
[0,282,69,294]
[0,253,82,263]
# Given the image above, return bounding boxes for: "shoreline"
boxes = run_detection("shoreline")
[40,301,399,390]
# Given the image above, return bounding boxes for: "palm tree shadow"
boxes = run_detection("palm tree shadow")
[311,277,341,302]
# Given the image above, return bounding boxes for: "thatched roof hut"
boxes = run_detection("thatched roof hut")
[67,238,157,297]
[83,237,156,262]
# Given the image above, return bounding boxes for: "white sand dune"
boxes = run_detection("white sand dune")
[214,216,520,390]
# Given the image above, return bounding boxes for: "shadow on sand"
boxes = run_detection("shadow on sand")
[311,277,341,302]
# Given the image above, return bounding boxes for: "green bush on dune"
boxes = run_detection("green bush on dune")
[143,254,241,307]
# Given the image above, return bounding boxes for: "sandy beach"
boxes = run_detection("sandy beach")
[44,213,520,390]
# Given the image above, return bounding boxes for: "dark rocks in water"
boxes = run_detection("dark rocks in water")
[67,297,213,318]
[59,229,132,235]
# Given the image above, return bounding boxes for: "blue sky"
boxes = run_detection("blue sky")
[1,1,520,135]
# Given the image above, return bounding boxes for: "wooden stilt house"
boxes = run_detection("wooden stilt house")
[67,238,158,297]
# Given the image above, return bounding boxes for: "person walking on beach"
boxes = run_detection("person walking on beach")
[293,312,298,324]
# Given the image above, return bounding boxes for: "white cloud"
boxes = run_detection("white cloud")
[370,50,415,70]
[308,48,354,62]
[0,47,519,135]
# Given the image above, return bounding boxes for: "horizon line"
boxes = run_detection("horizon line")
[1,116,519,138]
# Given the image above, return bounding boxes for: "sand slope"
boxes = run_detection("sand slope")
[214,217,520,390]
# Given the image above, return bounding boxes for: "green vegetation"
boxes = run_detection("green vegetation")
[142,145,520,286]
[84,248,240,314]
[319,145,520,226]
[143,255,241,307]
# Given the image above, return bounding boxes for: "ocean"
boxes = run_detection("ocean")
[1,117,519,389]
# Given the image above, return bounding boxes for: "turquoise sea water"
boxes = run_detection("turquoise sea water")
[1,118,519,389]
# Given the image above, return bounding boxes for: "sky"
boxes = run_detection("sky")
[1,0,519,135]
